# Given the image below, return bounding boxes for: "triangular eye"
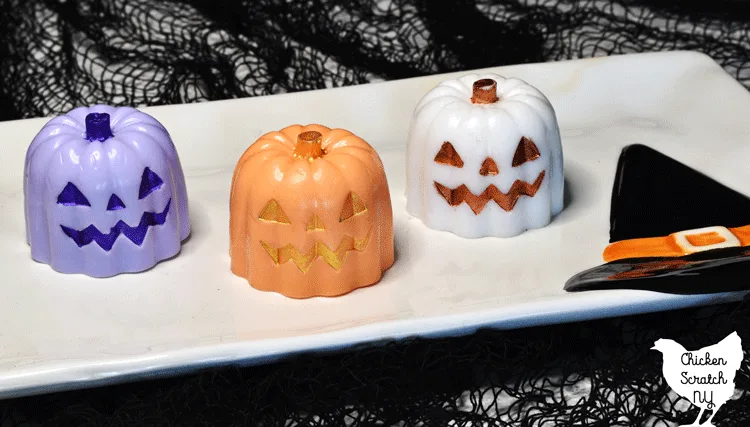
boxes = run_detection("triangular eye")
[138,167,164,199]
[57,182,90,206]
[306,214,326,231]
[512,137,541,167]
[340,192,367,222]
[107,194,126,211]
[479,157,499,176]
[259,199,291,224]
[434,142,464,168]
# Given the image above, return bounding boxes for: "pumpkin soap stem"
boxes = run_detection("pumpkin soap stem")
[471,79,499,104]
[85,112,114,142]
[294,131,325,161]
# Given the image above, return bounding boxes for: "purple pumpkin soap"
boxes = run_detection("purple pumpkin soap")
[23,105,190,277]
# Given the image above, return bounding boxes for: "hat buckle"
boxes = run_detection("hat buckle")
[672,225,741,254]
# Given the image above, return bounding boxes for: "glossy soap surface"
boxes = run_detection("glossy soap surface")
[0,51,748,398]
[23,105,190,277]
[229,124,394,299]
[405,73,564,238]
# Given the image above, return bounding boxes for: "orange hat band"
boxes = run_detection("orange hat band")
[603,225,750,262]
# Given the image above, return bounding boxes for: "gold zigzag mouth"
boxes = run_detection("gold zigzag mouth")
[260,228,373,272]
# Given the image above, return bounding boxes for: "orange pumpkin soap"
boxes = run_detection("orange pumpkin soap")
[230,124,395,298]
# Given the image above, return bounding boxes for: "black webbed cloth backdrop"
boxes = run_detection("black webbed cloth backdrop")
[2,0,750,425]
[1,0,750,121]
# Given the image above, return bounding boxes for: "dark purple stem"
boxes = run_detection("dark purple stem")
[85,112,114,142]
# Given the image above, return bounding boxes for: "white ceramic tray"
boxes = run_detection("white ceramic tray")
[1,51,748,399]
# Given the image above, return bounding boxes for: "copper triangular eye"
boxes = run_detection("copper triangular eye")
[479,157,499,176]
[512,137,541,167]
[434,142,464,168]
[306,214,326,231]
[258,199,291,224]
[340,192,367,222]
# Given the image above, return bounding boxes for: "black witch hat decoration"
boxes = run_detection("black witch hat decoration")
[565,144,750,295]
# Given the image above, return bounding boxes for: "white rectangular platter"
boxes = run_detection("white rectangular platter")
[1,51,748,399]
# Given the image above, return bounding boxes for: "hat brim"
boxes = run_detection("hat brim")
[564,246,750,294]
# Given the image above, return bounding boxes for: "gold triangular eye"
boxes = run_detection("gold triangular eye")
[258,199,291,224]
[340,192,367,222]
[479,157,499,176]
[306,214,326,231]
[512,137,541,167]
[434,142,464,168]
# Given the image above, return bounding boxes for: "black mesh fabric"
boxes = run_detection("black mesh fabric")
[2,0,750,425]
[1,0,750,121]
[2,302,750,426]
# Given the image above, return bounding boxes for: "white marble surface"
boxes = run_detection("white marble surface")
[0,50,748,399]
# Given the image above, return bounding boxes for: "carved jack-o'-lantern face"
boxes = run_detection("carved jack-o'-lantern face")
[255,191,371,273]
[406,74,564,238]
[56,167,170,251]
[432,136,545,214]
[230,125,394,299]
[24,106,190,277]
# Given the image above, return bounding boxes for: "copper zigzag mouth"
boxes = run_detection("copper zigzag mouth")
[260,228,372,272]
[434,171,545,214]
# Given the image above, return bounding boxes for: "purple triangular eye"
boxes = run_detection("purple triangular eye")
[57,182,91,206]
[138,167,164,199]
[107,194,126,210]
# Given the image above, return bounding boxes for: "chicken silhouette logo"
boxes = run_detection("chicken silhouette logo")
[652,332,743,426]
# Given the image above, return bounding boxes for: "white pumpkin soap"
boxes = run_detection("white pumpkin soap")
[405,74,564,238]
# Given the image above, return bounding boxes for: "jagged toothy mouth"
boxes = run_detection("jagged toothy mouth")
[61,199,171,251]
[434,171,545,214]
[260,228,373,272]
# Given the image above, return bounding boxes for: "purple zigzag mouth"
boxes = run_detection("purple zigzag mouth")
[61,199,171,251]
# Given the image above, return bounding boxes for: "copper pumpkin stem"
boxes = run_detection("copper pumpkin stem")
[294,131,325,161]
[471,79,499,104]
